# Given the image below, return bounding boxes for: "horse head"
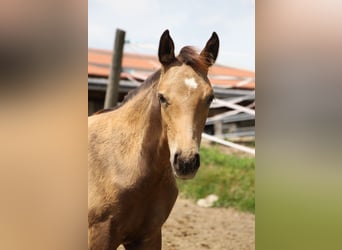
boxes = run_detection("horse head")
[157,30,219,179]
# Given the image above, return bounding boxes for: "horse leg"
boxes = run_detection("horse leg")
[123,230,161,250]
[88,218,119,250]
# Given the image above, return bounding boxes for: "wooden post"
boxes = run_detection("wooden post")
[104,29,126,108]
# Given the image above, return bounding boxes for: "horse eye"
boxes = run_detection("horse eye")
[158,93,168,105]
[207,95,215,105]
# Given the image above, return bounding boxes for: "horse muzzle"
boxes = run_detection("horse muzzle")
[172,152,200,179]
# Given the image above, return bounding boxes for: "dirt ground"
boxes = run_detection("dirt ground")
[162,197,255,250]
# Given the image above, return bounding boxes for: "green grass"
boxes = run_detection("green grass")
[177,146,255,213]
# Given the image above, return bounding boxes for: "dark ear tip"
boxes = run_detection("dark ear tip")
[162,29,170,37]
[211,32,219,40]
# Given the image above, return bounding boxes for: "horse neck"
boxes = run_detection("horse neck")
[121,80,170,170]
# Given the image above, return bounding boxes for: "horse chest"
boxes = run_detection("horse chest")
[113,176,178,239]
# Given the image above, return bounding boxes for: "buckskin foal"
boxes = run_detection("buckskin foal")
[88,30,219,250]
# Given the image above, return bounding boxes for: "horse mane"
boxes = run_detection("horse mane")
[93,70,161,115]
[122,69,161,104]
[177,46,208,74]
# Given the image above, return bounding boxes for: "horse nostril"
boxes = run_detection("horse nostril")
[194,153,200,169]
[173,152,180,166]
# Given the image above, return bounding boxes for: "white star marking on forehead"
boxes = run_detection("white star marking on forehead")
[184,77,198,89]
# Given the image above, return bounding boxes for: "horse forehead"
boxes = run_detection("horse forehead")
[162,64,208,90]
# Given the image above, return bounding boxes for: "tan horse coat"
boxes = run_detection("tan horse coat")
[88,30,219,249]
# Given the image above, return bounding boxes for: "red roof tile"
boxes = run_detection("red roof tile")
[88,48,255,89]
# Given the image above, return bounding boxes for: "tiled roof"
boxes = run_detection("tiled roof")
[88,48,255,89]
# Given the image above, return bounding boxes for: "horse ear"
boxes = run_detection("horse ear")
[158,30,176,66]
[200,32,219,67]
